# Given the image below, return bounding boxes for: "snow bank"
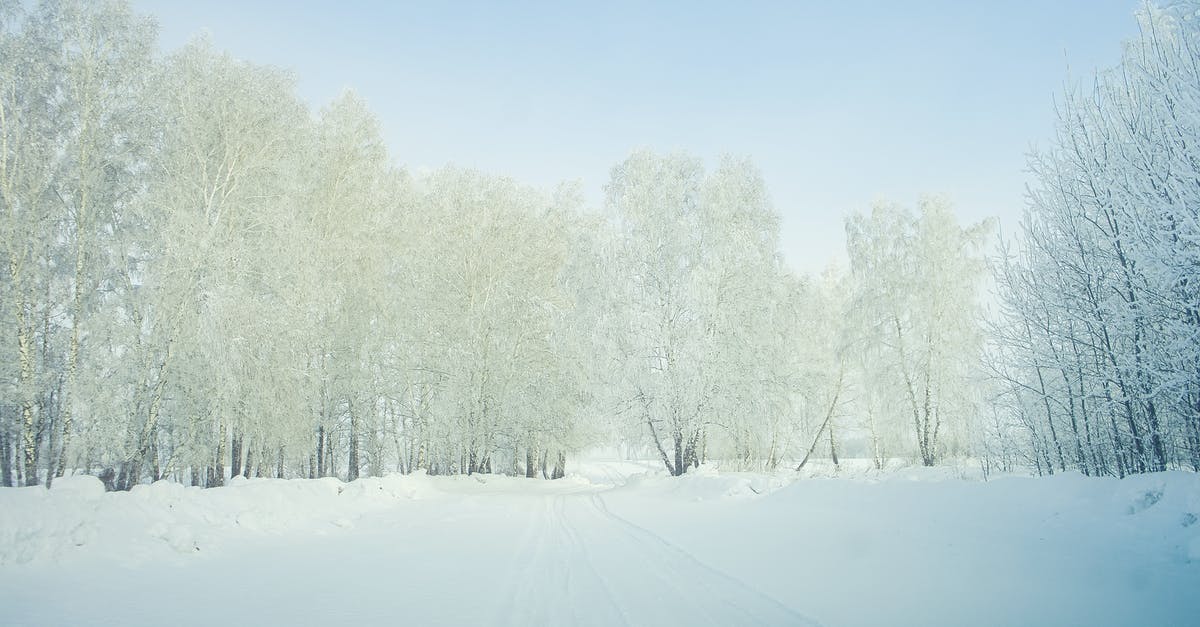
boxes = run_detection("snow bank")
[0,472,443,565]
[604,468,1200,627]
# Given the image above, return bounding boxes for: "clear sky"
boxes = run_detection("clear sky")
[133,0,1142,274]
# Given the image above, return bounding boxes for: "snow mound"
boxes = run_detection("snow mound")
[49,475,106,500]
[0,473,448,566]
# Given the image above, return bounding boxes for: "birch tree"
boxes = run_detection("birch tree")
[0,0,156,486]
[847,198,990,466]
[993,2,1200,474]
[113,39,307,488]
[606,151,792,475]
[44,0,156,485]
[0,2,59,486]
[297,90,399,481]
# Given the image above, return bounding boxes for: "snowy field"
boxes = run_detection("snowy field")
[2,461,1198,627]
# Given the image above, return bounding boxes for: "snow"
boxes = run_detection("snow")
[1,464,1198,626]
[604,466,1200,627]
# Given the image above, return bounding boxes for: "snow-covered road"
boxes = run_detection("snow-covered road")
[2,463,1198,626]
[494,491,814,626]
[1,475,816,627]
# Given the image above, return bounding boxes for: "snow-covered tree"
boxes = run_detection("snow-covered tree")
[993,3,1200,475]
[113,38,308,488]
[604,151,793,475]
[0,0,157,487]
[403,168,581,475]
[292,91,397,481]
[846,197,990,466]
[791,267,851,471]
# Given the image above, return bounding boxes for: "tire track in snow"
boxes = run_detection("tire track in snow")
[493,494,629,627]
[556,495,631,627]
[491,486,821,626]
[492,495,555,626]
[585,493,823,626]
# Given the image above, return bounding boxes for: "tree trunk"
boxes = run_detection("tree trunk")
[551,451,565,480]
[316,426,325,477]
[0,430,12,487]
[19,324,38,487]
[1189,393,1200,472]
[920,369,936,467]
[213,422,227,487]
[325,431,335,478]
[117,461,137,491]
[242,440,253,479]
[150,438,161,481]
[866,407,884,470]
[797,381,844,472]
[347,402,360,481]
[230,433,243,479]
[828,420,840,466]
[416,436,428,473]
[673,431,684,477]
[644,411,675,476]
[369,425,383,478]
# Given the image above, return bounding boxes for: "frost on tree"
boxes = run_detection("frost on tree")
[846,198,990,467]
[603,151,793,476]
[4,0,1193,488]
[991,3,1200,476]
[0,0,157,487]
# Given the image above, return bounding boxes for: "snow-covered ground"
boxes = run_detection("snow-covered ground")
[1,461,1198,626]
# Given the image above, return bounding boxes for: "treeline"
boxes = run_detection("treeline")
[989,4,1200,477]
[1,1,1195,489]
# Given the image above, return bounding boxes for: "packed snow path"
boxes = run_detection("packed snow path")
[494,492,813,626]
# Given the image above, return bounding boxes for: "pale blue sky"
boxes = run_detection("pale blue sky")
[133,0,1141,273]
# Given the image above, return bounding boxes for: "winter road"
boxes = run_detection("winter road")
[3,478,819,627]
